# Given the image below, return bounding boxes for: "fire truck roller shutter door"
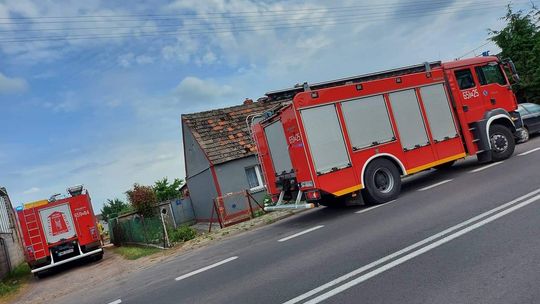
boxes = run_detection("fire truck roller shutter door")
[264,120,294,176]
[419,84,459,142]
[300,104,350,174]
[341,95,395,150]
[388,89,430,150]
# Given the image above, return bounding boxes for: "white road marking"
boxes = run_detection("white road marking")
[355,200,397,214]
[107,300,121,304]
[278,225,325,242]
[175,256,238,281]
[283,188,540,304]
[305,193,540,304]
[518,147,540,156]
[469,161,503,173]
[417,179,453,191]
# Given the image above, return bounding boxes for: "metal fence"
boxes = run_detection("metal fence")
[169,197,196,227]
[109,214,166,248]
[0,195,11,234]
[210,190,265,230]
[108,197,196,248]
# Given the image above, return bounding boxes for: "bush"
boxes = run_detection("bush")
[168,225,197,243]
[126,184,157,217]
[0,263,31,297]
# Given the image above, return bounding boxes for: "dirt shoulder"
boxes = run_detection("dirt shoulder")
[6,210,299,304]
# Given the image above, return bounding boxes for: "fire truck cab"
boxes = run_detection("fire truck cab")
[253,56,522,209]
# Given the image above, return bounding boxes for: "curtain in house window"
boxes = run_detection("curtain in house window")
[245,167,260,189]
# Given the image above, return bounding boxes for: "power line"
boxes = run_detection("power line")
[0,4,518,43]
[0,0,509,21]
[457,41,495,59]
[0,0,522,33]
[0,0,530,25]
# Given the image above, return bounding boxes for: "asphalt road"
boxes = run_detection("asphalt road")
[55,137,540,304]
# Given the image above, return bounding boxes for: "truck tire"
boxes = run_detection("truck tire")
[34,271,47,279]
[516,127,529,143]
[362,158,401,205]
[489,124,515,161]
[94,252,104,261]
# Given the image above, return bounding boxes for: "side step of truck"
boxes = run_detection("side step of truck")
[264,190,317,211]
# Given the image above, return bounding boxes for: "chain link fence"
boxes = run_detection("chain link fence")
[109,214,166,248]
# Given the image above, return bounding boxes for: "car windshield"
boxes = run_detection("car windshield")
[517,105,529,116]
[522,103,540,114]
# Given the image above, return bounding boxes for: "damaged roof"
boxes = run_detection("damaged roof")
[182,99,284,165]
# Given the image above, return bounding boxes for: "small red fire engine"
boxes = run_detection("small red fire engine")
[16,185,103,277]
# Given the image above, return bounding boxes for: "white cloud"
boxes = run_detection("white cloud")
[0,1,159,65]
[174,76,236,103]
[118,53,135,68]
[0,72,28,93]
[118,53,155,67]
[136,54,154,65]
[195,50,218,66]
[42,91,80,112]
[161,35,200,64]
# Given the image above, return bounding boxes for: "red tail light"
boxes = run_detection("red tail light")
[26,246,35,258]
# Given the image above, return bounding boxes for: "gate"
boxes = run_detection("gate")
[211,190,265,229]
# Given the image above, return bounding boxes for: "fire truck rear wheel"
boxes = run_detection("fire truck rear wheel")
[489,124,515,161]
[362,158,401,205]
[34,271,47,279]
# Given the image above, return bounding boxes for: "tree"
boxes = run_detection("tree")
[126,184,157,217]
[154,177,184,202]
[100,198,131,221]
[490,5,540,103]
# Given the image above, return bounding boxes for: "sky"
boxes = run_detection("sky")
[0,0,535,212]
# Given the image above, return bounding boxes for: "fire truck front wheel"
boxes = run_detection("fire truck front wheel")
[362,158,401,205]
[489,124,515,161]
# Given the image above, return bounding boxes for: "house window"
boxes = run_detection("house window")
[245,165,264,191]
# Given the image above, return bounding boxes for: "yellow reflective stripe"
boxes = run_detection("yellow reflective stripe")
[332,184,363,197]
[406,153,466,175]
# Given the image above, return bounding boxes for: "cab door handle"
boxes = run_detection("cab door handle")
[490,98,496,105]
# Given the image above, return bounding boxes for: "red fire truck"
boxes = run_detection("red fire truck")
[16,185,103,277]
[252,56,523,209]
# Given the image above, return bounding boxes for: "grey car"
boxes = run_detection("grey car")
[517,103,540,142]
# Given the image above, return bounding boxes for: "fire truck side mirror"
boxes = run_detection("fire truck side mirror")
[504,59,520,83]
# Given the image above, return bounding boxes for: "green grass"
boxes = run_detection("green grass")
[112,245,162,260]
[0,263,31,297]
[168,225,197,244]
